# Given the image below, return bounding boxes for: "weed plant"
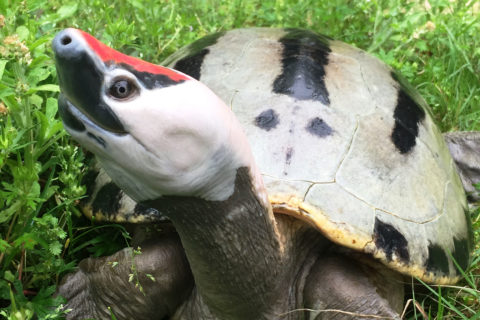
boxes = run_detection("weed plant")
[0,0,478,319]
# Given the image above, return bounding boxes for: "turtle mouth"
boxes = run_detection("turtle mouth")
[58,94,87,132]
[58,93,127,141]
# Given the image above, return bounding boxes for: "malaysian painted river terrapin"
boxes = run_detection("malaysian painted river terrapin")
[53,28,477,320]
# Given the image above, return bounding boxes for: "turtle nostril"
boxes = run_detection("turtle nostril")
[61,35,72,46]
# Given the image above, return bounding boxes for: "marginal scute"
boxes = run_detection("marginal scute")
[426,244,450,275]
[91,182,122,217]
[373,218,410,264]
[304,182,374,249]
[452,237,471,273]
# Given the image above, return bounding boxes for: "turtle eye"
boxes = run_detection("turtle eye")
[108,79,137,100]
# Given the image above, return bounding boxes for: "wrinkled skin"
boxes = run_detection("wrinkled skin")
[58,226,193,320]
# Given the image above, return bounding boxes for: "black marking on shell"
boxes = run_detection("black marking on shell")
[255,109,279,131]
[373,218,410,264]
[464,208,474,249]
[173,32,226,80]
[118,63,184,89]
[426,244,450,275]
[87,132,106,148]
[306,117,333,138]
[452,237,470,273]
[91,182,122,216]
[390,74,426,154]
[273,29,331,104]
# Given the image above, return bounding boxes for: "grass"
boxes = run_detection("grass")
[0,0,478,318]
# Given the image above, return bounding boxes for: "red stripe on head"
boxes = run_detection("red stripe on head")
[79,30,188,82]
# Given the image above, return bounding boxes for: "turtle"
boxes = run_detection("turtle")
[52,28,479,320]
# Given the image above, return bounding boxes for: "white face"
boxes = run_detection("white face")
[68,70,255,202]
[54,28,257,202]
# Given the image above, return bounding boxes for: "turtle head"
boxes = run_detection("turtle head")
[53,28,260,202]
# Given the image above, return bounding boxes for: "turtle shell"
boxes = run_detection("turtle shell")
[83,28,472,284]
[163,28,471,284]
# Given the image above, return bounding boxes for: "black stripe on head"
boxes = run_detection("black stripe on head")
[306,117,333,138]
[273,29,331,104]
[426,243,450,275]
[91,182,122,217]
[255,109,279,131]
[373,218,410,264]
[55,49,126,134]
[117,63,185,89]
[173,32,225,80]
[390,72,426,154]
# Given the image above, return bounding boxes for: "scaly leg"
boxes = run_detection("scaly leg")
[303,254,404,320]
[58,230,193,320]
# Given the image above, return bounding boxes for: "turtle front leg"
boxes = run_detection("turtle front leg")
[303,254,404,320]
[58,231,193,320]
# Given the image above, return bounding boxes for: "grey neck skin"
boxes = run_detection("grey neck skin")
[145,167,323,319]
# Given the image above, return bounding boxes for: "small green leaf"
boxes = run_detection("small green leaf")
[45,98,58,120]
[4,271,15,283]
[146,274,156,282]
[416,40,428,52]
[126,0,144,9]
[27,84,60,93]
[27,67,50,86]
[57,3,78,20]
[49,241,62,255]
[0,60,7,80]
[15,26,30,41]
[30,94,43,108]
[0,239,11,252]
